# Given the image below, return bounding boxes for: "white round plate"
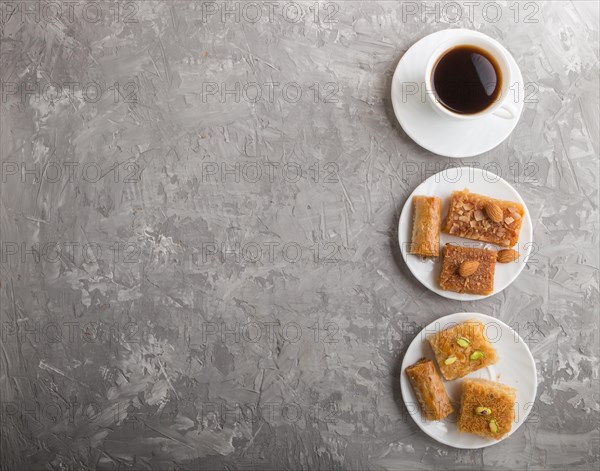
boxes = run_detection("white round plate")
[398,167,532,300]
[400,312,538,449]
[391,29,524,158]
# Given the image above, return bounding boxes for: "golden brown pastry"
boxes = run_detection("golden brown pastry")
[457,378,516,439]
[427,320,499,381]
[410,196,442,257]
[439,244,497,295]
[443,189,525,248]
[405,358,453,421]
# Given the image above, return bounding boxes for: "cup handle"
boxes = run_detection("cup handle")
[493,101,518,120]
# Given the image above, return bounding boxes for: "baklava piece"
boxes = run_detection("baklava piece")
[405,358,453,421]
[409,196,442,257]
[427,320,499,381]
[439,244,497,296]
[457,378,516,440]
[443,189,525,248]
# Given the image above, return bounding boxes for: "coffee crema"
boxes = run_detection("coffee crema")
[432,45,502,115]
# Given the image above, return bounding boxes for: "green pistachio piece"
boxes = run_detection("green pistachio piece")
[470,351,484,361]
[444,356,457,365]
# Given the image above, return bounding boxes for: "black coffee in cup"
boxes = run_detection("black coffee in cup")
[432,45,502,114]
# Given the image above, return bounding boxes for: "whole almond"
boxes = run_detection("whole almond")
[497,249,519,263]
[485,202,503,223]
[459,260,479,277]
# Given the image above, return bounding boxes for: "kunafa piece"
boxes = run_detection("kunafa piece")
[439,244,497,296]
[410,196,442,257]
[427,320,499,381]
[457,378,516,440]
[443,189,525,248]
[405,358,453,421]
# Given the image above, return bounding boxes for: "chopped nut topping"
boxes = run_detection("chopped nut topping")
[443,190,525,247]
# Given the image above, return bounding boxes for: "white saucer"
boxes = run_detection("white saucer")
[391,29,524,158]
[400,312,538,449]
[398,167,533,300]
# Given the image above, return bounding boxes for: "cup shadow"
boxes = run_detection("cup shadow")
[382,51,419,150]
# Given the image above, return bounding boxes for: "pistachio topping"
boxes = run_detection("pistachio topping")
[475,406,492,416]
[489,419,499,433]
[469,351,484,361]
[456,337,470,348]
[444,356,457,365]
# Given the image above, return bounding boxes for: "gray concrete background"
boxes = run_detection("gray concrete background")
[1,1,598,470]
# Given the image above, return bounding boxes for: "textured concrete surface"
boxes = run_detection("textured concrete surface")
[1,1,599,470]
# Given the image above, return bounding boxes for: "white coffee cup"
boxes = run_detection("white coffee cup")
[424,34,518,120]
